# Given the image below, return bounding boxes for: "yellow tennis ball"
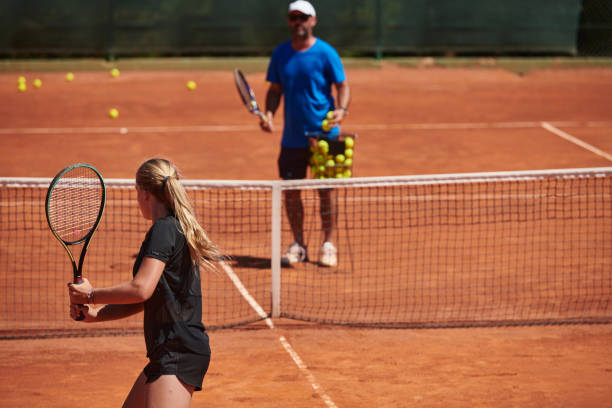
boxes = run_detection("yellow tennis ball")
[344,158,353,167]
[326,111,334,120]
[335,154,345,164]
[317,140,329,154]
[187,80,197,90]
[344,148,354,158]
[325,159,335,168]
[66,72,74,82]
[344,169,352,178]
[33,78,42,88]
[18,76,26,83]
[109,108,119,119]
[18,83,26,92]
[321,119,330,132]
[345,136,354,148]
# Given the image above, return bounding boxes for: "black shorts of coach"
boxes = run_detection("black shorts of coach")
[278,146,311,180]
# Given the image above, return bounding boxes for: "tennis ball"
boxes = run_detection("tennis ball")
[344,158,353,167]
[17,76,26,83]
[18,83,26,92]
[321,119,329,132]
[344,148,354,158]
[66,72,74,82]
[344,169,352,178]
[326,111,334,120]
[317,139,329,154]
[325,159,335,168]
[110,68,120,78]
[313,153,324,165]
[187,80,197,90]
[345,136,354,148]
[109,108,119,119]
[33,78,42,88]
[335,154,345,164]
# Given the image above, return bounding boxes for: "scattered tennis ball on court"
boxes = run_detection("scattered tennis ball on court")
[317,139,329,154]
[33,78,42,88]
[66,72,75,82]
[17,76,26,84]
[110,68,120,78]
[18,82,26,92]
[321,119,331,132]
[344,148,354,158]
[186,80,197,90]
[108,108,119,119]
[345,136,354,148]
[326,111,334,120]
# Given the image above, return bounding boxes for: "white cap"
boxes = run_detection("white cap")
[288,1,316,17]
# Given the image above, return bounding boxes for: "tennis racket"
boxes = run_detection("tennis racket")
[45,163,106,320]
[233,68,267,122]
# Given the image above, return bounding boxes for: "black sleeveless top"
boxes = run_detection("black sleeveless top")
[133,215,210,357]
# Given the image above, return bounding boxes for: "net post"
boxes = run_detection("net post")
[270,182,282,318]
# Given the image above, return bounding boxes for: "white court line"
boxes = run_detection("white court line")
[1,121,611,135]
[219,261,338,408]
[541,122,612,162]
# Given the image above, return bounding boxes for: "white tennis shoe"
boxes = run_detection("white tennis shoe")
[320,242,338,267]
[281,242,308,265]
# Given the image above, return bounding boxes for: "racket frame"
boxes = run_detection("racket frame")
[45,163,106,285]
[233,68,267,122]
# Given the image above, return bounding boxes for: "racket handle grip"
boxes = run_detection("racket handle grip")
[73,277,85,321]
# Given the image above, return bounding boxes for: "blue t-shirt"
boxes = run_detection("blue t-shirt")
[266,38,346,147]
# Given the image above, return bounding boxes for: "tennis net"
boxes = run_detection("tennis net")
[1,167,611,339]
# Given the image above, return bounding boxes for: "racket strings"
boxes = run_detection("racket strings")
[48,168,104,243]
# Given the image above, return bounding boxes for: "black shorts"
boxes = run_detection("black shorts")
[278,146,311,180]
[144,347,211,391]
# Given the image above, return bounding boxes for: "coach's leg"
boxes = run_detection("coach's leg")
[284,189,305,245]
[318,188,336,243]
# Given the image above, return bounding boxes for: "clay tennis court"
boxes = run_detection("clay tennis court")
[1,61,612,407]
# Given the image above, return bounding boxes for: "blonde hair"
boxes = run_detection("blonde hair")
[136,158,220,272]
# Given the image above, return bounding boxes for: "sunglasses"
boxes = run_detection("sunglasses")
[288,14,310,22]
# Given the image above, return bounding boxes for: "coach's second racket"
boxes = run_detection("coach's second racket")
[233,68,267,122]
[45,163,106,320]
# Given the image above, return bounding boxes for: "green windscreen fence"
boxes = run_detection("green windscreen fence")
[1,0,608,58]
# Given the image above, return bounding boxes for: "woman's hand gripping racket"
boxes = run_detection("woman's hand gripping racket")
[233,68,267,123]
[45,163,106,321]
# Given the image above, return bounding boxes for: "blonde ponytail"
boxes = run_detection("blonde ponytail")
[136,158,220,272]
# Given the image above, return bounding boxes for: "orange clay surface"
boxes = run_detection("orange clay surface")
[1,63,612,407]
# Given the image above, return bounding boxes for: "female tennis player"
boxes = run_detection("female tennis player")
[68,158,220,408]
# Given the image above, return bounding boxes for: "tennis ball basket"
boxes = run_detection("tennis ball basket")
[307,132,356,179]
